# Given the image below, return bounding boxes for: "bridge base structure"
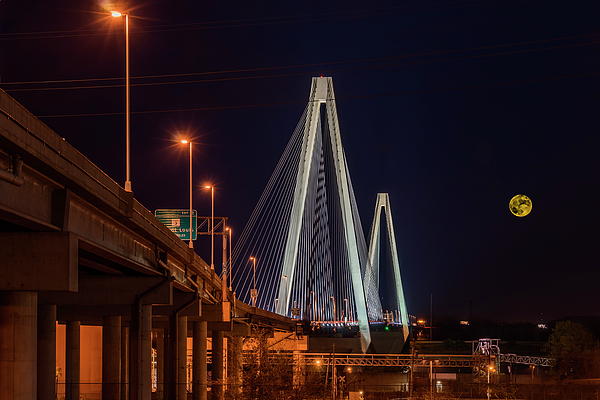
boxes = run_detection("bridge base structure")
[0,88,299,400]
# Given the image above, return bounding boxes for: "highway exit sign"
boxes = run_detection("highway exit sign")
[155,209,197,241]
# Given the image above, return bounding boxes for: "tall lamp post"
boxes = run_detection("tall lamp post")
[181,140,194,248]
[282,275,288,316]
[331,296,336,322]
[250,257,257,307]
[205,185,214,269]
[226,227,232,290]
[111,11,132,192]
[311,291,316,322]
[344,298,348,323]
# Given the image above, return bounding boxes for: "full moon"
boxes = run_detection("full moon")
[509,194,532,217]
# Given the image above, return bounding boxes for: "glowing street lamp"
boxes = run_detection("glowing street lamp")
[181,140,194,248]
[282,275,288,315]
[111,10,131,192]
[226,227,232,290]
[250,257,257,307]
[205,185,214,269]
[330,296,336,322]
[344,298,348,323]
[311,291,316,322]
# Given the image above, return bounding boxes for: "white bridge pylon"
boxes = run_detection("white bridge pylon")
[366,193,410,343]
[276,77,371,351]
[274,77,409,352]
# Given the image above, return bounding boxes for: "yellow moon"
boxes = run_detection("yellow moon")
[509,194,532,217]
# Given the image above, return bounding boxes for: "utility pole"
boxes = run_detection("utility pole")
[332,343,337,399]
[429,359,433,399]
[430,294,433,340]
[410,341,415,393]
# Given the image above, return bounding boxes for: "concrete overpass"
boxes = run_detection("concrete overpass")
[0,89,297,400]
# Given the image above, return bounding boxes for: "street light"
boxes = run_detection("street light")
[181,140,194,248]
[282,275,288,315]
[330,296,336,322]
[311,291,316,322]
[250,257,257,307]
[226,227,232,290]
[111,10,132,192]
[205,185,214,269]
[344,298,348,323]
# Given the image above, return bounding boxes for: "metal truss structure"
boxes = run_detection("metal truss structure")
[205,352,550,367]
[499,353,551,367]
[299,353,485,368]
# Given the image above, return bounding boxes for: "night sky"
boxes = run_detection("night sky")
[1,0,599,323]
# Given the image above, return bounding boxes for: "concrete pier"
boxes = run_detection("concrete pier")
[66,320,81,400]
[102,316,121,400]
[38,304,56,400]
[0,291,38,400]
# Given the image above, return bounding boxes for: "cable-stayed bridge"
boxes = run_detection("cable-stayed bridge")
[231,77,409,353]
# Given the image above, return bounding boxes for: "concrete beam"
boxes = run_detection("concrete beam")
[228,323,251,337]
[0,232,77,291]
[57,305,132,320]
[207,321,233,332]
[201,302,230,322]
[40,275,173,306]
[152,291,201,317]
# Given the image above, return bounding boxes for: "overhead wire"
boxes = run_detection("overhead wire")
[3,35,598,90]
[33,71,600,118]
[0,0,540,41]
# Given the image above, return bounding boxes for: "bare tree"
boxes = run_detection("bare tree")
[223,326,327,400]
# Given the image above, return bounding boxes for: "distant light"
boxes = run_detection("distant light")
[111,11,122,17]
[538,323,547,329]
[460,320,469,326]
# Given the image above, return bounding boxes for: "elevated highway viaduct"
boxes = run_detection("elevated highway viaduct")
[0,89,296,400]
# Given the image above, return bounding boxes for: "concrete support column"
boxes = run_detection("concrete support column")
[103,316,121,400]
[162,326,172,400]
[211,330,224,400]
[193,321,207,400]
[66,320,81,400]
[130,304,152,400]
[0,291,37,400]
[177,317,188,400]
[121,325,129,400]
[38,304,56,400]
[227,336,243,396]
[167,318,176,400]
[155,329,164,400]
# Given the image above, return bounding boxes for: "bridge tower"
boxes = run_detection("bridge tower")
[366,193,410,342]
[275,77,372,352]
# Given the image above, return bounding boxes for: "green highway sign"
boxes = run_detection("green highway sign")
[155,209,197,241]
